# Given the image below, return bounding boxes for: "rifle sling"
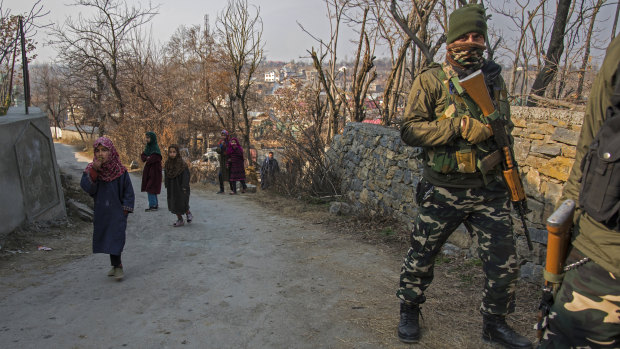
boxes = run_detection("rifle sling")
[543,270,564,284]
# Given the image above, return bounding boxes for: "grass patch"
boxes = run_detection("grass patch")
[380,227,395,236]
[435,255,452,266]
[459,274,475,284]
[466,258,483,267]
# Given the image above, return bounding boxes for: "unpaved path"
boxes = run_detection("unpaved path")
[0,143,538,349]
[0,143,401,349]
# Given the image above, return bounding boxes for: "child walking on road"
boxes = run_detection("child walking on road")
[81,137,135,280]
[141,131,162,211]
[164,145,193,227]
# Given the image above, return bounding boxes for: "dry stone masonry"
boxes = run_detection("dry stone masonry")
[327,106,583,282]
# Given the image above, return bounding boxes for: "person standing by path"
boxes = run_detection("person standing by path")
[395,5,532,348]
[227,137,247,195]
[164,144,193,227]
[141,131,162,211]
[260,151,280,190]
[81,137,135,280]
[215,130,231,194]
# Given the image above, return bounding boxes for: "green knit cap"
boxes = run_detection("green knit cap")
[447,4,488,44]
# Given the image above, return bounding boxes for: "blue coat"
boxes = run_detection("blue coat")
[81,171,135,255]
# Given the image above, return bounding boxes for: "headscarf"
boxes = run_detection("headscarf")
[85,137,127,182]
[226,137,243,156]
[164,144,188,179]
[143,131,161,156]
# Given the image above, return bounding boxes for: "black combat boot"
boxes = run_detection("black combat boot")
[482,313,533,349]
[398,302,420,343]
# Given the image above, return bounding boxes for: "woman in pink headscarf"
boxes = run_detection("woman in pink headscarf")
[81,137,135,280]
[226,137,247,194]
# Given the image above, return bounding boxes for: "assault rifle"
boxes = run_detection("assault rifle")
[459,70,533,250]
[536,199,575,339]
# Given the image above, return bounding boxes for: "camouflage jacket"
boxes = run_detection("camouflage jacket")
[561,36,620,275]
[400,61,513,188]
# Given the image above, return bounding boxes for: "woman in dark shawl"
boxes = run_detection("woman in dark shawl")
[164,144,192,227]
[141,131,162,211]
[226,137,247,194]
[81,137,135,280]
[214,130,231,194]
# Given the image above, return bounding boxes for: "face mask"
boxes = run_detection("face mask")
[446,42,486,71]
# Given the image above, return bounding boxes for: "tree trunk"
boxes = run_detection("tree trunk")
[576,0,603,100]
[240,99,252,165]
[527,0,572,105]
[612,1,620,40]
[382,38,411,125]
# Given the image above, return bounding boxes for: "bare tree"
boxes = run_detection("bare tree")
[31,64,69,131]
[299,0,349,141]
[0,0,49,112]
[217,0,264,162]
[388,0,445,69]
[346,7,377,122]
[52,0,158,134]
[267,78,340,197]
[575,0,607,100]
[357,0,411,125]
[528,0,572,104]
[163,20,227,155]
[492,1,548,102]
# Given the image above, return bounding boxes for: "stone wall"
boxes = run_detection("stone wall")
[0,107,66,245]
[327,122,423,223]
[327,106,583,282]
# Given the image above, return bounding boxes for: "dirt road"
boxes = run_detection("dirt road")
[0,143,539,349]
[0,143,405,348]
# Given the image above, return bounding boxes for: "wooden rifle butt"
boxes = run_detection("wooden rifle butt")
[545,199,576,277]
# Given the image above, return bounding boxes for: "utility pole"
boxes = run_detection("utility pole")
[19,16,30,114]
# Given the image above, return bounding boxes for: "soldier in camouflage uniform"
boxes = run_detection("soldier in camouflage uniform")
[538,35,620,349]
[396,5,532,348]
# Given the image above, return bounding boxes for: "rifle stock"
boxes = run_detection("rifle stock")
[545,199,575,283]
[459,70,533,250]
[459,70,495,116]
[537,199,575,340]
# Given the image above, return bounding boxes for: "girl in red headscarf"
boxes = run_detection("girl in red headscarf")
[81,137,135,280]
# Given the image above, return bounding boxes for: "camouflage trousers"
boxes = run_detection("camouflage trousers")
[396,178,519,315]
[539,249,620,348]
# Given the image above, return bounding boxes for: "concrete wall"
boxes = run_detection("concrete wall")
[327,106,583,281]
[0,107,66,242]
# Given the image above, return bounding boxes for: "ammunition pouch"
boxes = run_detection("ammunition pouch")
[429,143,501,175]
[456,148,477,173]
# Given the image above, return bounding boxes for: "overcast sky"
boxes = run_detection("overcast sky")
[4,0,360,63]
[3,0,617,65]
